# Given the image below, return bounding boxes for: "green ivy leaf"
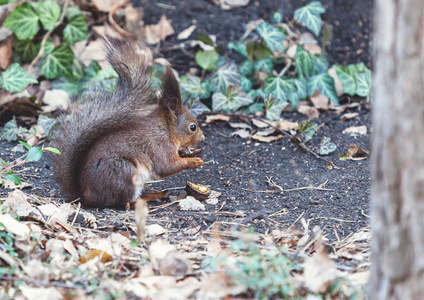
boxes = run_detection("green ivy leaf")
[189,99,210,118]
[212,86,253,112]
[307,73,339,104]
[240,103,264,115]
[295,45,314,79]
[180,75,211,99]
[63,15,88,46]
[288,78,308,109]
[195,50,219,71]
[14,40,38,63]
[239,60,254,77]
[248,88,267,100]
[264,76,296,101]
[41,45,74,79]
[0,119,25,142]
[265,97,288,120]
[254,57,274,75]
[228,42,248,57]
[294,1,325,36]
[26,147,43,162]
[32,1,61,31]
[241,76,252,93]
[3,3,39,40]
[272,11,283,23]
[0,63,38,93]
[356,67,372,97]
[65,5,82,19]
[210,61,241,93]
[256,21,286,52]
[44,147,61,154]
[319,137,337,155]
[312,55,329,74]
[1,174,21,185]
[298,121,318,141]
[38,115,57,137]
[333,65,356,96]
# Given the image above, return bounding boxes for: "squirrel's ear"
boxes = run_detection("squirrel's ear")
[159,66,182,113]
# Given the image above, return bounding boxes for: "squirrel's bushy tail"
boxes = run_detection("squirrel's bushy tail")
[51,36,157,199]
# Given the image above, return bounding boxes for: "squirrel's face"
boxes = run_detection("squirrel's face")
[177,106,205,147]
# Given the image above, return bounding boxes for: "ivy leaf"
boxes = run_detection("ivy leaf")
[3,3,39,40]
[180,75,211,99]
[0,63,38,93]
[264,76,296,101]
[254,57,274,75]
[256,21,286,52]
[14,40,38,63]
[265,96,288,120]
[246,40,273,61]
[312,55,329,74]
[189,99,210,118]
[248,88,267,100]
[212,86,253,112]
[333,65,356,96]
[319,137,337,155]
[1,174,21,185]
[295,45,314,79]
[239,60,254,77]
[272,11,283,23]
[0,119,25,142]
[356,67,372,97]
[294,1,326,36]
[298,121,318,141]
[307,73,339,104]
[41,45,74,79]
[38,115,57,137]
[65,5,82,19]
[209,61,241,93]
[228,42,248,57]
[288,78,308,109]
[63,14,88,46]
[241,76,252,93]
[195,50,219,71]
[26,147,43,162]
[32,1,61,31]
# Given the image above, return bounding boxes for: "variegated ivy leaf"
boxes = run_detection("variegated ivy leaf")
[265,96,288,120]
[3,3,39,40]
[319,137,337,155]
[333,65,357,96]
[41,45,74,79]
[180,75,211,99]
[189,99,210,118]
[0,119,26,142]
[272,11,283,24]
[63,15,88,46]
[312,55,329,74]
[228,42,248,57]
[14,39,38,63]
[212,86,253,112]
[65,5,82,19]
[0,63,38,93]
[295,45,314,79]
[294,1,326,36]
[38,114,57,137]
[209,61,241,94]
[254,57,274,75]
[239,60,254,77]
[32,1,61,31]
[195,50,219,71]
[248,88,267,100]
[264,76,296,101]
[241,76,252,93]
[288,78,308,109]
[307,72,339,104]
[355,67,372,97]
[298,121,318,141]
[256,21,286,52]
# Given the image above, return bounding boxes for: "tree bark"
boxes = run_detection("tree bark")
[370,0,424,299]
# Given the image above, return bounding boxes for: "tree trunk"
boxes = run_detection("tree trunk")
[370,0,424,299]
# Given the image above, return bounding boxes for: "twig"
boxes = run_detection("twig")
[0,275,82,289]
[277,59,292,77]
[28,0,71,74]
[308,216,355,223]
[266,177,333,192]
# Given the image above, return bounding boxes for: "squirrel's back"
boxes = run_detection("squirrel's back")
[51,37,158,201]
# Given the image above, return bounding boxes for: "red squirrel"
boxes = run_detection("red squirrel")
[51,36,205,208]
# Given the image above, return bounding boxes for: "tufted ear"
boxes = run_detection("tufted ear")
[158,66,182,113]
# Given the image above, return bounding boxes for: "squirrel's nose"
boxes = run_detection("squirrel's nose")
[200,133,205,142]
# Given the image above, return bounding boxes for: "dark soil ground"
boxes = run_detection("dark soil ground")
[1,0,373,240]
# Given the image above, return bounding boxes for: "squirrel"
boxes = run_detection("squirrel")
[51,36,205,208]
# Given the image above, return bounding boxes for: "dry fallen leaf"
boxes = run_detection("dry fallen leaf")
[304,44,321,55]
[231,128,250,138]
[343,125,367,136]
[252,118,270,128]
[297,105,320,120]
[0,31,12,70]
[149,239,193,276]
[218,0,250,9]
[20,286,63,300]
[341,112,359,120]
[92,0,120,12]
[229,122,252,130]
[310,93,329,110]
[205,190,222,205]
[328,67,344,97]
[0,213,31,238]
[42,89,69,112]
[178,25,196,40]
[302,251,338,293]
[179,196,205,211]
[135,199,149,242]
[80,249,113,264]
[205,114,230,123]
[146,224,166,236]
[145,15,175,44]
[251,134,283,143]
[277,119,299,131]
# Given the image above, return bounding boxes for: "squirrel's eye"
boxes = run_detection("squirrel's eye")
[189,124,197,132]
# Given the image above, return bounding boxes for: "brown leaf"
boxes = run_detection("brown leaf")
[328,67,344,97]
[178,25,196,40]
[277,119,299,131]
[145,15,175,44]
[297,105,320,120]
[92,0,120,12]
[0,33,12,70]
[219,0,250,9]
[229,122,252,130]
[342,125,367,136]
[80,249,113,264]
[205,114,230,123]
[251,134,283,143]
[41,89,69,112]
[310,93,329,110]
[302,251,338,293]
[149,239,193,276]
[340,112,359,120]
[252,118,270,128]
[231,128,250,138]
[255,127,275,137]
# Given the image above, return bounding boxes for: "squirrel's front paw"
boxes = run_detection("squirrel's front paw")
[187,157,204,169]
